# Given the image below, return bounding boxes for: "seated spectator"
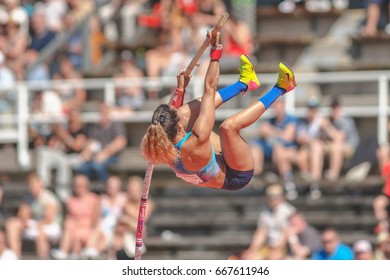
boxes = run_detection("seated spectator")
[53,55,86,114]
[323,98,360,181]
[6,174,62,259]
[312,228,354,260]
[0,228,17,260]
[353,239,374,260]
[296,97,326,197]
[242,184,296,260]
[99,0,146,44]
[78,103,127,182]
[251,100,299,200]
[28,9,56,52]
[60,13,83,69]
[36,0,67,33]
[286,212,322,259]
[376,232,390,259]
[36,109,87,200]
[0,13,28,80]
[144,0,210,98]
[3,0,29,35]
[51,175,100,259]
[360,0,390,37]
[24,47,50,82]
[112,50,145,115]
[81,175,126,259]
[113,176,155,260]
[0,51,15,121]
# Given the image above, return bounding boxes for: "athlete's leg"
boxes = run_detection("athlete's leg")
[178,55,260,131]
[220,62,296,171]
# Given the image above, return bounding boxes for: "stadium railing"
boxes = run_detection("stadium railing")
[0,71,388,169]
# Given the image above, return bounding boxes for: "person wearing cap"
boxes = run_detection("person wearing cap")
[353,240,374,260]
[0,10,28,80]
[296,96,326,199]
[111,50,145,115]
[312,228,354,260]
[242,184,296,260]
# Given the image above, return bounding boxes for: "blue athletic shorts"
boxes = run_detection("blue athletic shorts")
[221,165,254,191]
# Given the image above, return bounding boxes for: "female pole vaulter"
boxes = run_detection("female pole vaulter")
[141,29,296,191]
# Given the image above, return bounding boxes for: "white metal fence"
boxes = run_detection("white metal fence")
[0,70,389,169]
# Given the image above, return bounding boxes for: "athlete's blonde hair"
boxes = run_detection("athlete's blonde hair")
[141,104,180,165]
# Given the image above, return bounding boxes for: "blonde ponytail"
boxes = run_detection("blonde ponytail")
[141,104,180,165]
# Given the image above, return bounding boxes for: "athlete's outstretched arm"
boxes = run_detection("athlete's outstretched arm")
[191,31,221,144]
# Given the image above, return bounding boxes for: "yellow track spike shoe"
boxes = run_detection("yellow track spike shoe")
[238,54,260,93]
[276,62,297,93]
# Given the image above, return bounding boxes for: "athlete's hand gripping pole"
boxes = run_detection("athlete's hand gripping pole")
[183,12,229,76]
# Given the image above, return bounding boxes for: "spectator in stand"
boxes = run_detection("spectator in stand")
[51,175,100,259]
[296,97,326,199]
[353,240,374,260]
[251,100,299,200]
[37,0,68,33]
[53,55,86,113]
[144,1,189,98]
[242,184,296,260]
[376,232,390,259]
[80,176,126,259]
[24,47,50,82]
[360,0,390,37]
[60,13,83,69]
[301,98,359,199]
[312,228,354,260]
[0,14,28,80]
[198,13,253,74]
[37,109,87,200]
[0,51,15,120]
[0,228,18,260]
[5,174,62,259]
[192,0,226,29]
[285,212,322,259]
[323,98,360,181]
[113,176,155,260]
[28,9,56,52]
[67,0,94,23]
[78,103,127,182]
[3,0,29,35]
[99,0,147,44]
[111,50,145,115]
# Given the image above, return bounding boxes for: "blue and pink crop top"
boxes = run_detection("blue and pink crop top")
[171,132,221,185]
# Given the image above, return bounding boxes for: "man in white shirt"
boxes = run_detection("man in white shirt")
[242,184,296,259]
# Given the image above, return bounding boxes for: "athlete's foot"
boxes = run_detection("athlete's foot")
[238,54,260,93]
[276,62,297,93]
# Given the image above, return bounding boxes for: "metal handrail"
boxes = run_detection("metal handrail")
[0,70,388,168]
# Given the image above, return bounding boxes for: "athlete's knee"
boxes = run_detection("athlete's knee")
[220,118,240,133]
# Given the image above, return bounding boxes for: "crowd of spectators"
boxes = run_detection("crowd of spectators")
[1,173,152,260]
[251,97,360,200]
[237,183,390,260]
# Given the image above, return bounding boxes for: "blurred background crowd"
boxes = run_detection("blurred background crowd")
[0,0,390,261]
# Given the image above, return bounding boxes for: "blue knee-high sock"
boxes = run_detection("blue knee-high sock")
[258,86,286,109]
[218,81,248,103]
